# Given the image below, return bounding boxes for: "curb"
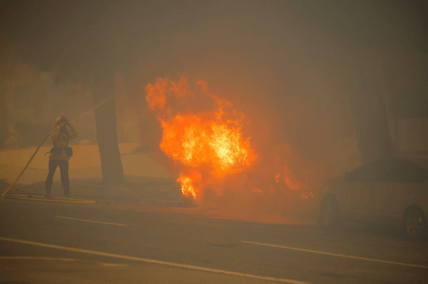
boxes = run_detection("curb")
[4,193,96,204]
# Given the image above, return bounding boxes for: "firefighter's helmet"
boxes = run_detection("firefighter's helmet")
[55,116,68,125]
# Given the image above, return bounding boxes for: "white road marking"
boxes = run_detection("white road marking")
[0,237,307,284]
[99,263,129,267]
[0,256,129,267]
[0,256,76,261]
[242,240,428,269]
[56,216,127,227]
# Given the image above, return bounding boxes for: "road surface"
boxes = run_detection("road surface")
[0,198,427,283]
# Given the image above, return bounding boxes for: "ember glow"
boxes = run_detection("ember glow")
[145,77,257,200]
[284,164,301,190]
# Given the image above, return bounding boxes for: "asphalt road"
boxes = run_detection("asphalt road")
[0,198,427,284]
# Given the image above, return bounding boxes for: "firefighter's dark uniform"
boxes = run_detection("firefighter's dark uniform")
[45,118,78,198]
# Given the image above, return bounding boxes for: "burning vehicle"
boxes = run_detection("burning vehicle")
[145,77,313,220]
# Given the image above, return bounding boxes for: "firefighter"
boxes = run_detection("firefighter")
[45,116,78,198]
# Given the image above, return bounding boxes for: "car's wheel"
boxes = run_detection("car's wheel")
[403,206,427,240]
[318,195,341,228]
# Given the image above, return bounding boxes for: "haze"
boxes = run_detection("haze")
[0,1,427,283]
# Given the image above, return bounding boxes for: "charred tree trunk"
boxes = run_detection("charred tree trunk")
[93,76,125,185]
[349,59,395,164]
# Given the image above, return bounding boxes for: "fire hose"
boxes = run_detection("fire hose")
[1,96,113,198]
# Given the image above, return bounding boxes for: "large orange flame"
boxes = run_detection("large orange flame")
[145,77,257,200]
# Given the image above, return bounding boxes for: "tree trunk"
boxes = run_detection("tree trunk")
[93,77,125,185]
[349,59,395,164]
[0,83,7,148]
[33,78,44,120]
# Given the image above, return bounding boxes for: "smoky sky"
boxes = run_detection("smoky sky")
[1,0,427,156]
[2,1,426,77]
